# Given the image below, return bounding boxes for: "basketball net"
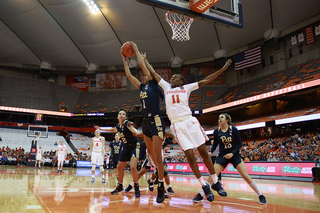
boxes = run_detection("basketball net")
[165,11,194,41]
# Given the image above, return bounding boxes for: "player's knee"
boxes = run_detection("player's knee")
[92,165,96,171]
[164,170,168,177]
[99,165,104,172]
[130,164,137,170]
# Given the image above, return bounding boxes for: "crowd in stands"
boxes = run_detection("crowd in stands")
[0,145,90,167]
[1,132,320,166]
[164,133,320,163]
[240,133,320,162]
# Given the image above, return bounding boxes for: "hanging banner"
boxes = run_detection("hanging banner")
[96,72,127,90]
[305,26,315,45]
[66,75,89,92]
[182,65,225,84]
[291,35,297,45]
[298,32,304,42]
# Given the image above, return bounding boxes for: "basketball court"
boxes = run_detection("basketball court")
[1,165,319,213]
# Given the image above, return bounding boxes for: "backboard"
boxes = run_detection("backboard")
[27,125,48,138]
[136,0,243,28]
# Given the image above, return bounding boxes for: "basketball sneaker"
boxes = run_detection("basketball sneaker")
[259,195,267,204]
[202,184,214,202]
[124,184,133,192]
[167,187,174,194]
[193,193,203,203]
[147,179,154,192]
[111,183,123,195]
[102,178,105,184]
[134,183,140,198]
[211,181,227,197]
[91,178,95,183]
[164,191,169,199]
[156,182,165,203]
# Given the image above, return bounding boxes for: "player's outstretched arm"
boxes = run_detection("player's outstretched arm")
[127,122,141,136]
[130,42,153,81]
[144,56,162,83]
[94,126,117,133]
[121,45,141,89]
[198,59,232,87]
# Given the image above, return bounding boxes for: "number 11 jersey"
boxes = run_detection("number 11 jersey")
[158,79,198,122]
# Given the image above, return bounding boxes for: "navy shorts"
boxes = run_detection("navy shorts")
[215,153,242,169]
[112,155,120,168]
[119,142,141,162]
[142,115,166,140]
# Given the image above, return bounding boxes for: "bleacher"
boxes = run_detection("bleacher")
[0,128,74,154]
[69,133,91,154]
[1,57,320,114]
[74,90,141,113]
[0,75,58,111]
[54,84,82,112]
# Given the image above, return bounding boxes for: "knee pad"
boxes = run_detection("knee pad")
[99,165,104,172]
[164,170,168,177]
[92,165,95,171]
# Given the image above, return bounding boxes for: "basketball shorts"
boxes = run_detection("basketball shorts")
[142,115,166,140]
[119,142,140,162]
[170,116,208,151]
[112,155,120,168]
[91,152,104,166]
[36,154,42,161]
[58,154,65,162]
[216,153,242,169]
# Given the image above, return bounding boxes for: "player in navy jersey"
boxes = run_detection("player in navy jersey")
[97,109,142,198]
[106,133,123,170]
[121,42,167,203]
[193,113,267,204]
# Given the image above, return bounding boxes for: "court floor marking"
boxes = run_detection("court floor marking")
[28,183,52,213]
[88,197,264,213]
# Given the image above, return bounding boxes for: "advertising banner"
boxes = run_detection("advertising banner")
[96,72,127,90]
[76,161,100,168]
[66,75,89,92]
[165,162,314,178]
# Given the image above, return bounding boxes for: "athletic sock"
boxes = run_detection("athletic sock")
[198,177,206,186]
[211,174,218,184]
[249,180,262,196]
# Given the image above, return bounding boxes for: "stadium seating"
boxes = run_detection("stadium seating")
[0,128,73,154]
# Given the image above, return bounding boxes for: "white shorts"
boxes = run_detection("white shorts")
[170,116,208,151]
[91,152,104,166]
[36,154,42,161]
[58,154,65,162]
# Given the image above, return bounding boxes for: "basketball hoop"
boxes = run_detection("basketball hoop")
[165,11,194,41]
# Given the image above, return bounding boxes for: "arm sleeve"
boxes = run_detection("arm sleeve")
[211,129,219,153]
[231,126,243,155]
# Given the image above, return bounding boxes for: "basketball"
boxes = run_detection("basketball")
[121,42,135,57]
